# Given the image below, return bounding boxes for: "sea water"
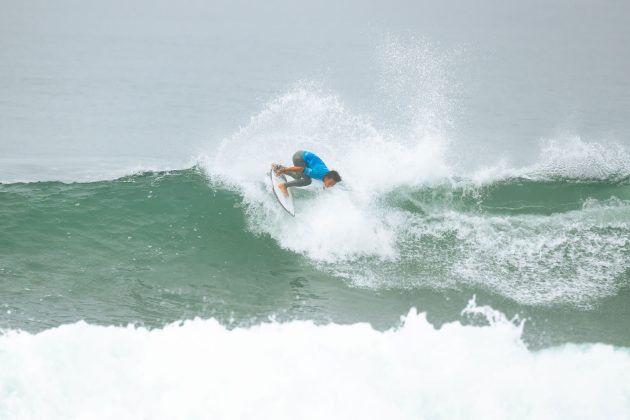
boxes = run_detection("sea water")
[1,0,629,418]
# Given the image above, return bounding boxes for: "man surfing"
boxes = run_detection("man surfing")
[272,150,341,197]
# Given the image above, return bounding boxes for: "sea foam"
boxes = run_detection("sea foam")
[1,301,629,420]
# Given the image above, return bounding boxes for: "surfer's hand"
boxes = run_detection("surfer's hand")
[274,168,284,175]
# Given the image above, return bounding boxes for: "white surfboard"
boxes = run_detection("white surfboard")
[269,170,295,217]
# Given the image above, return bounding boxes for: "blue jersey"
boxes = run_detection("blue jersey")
[302,151,329,180]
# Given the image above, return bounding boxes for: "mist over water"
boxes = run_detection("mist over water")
[1,0,630,418]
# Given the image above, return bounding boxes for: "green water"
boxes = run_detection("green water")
[1,169,629,349]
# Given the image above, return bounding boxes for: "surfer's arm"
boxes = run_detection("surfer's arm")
[277,166,304,174]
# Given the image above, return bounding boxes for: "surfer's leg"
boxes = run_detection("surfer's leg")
[292,150,306,168]
[275,150,310,188]
[284,176,312,188]
[283,150,308,181]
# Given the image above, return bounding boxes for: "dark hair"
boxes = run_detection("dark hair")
[325,170,341,182]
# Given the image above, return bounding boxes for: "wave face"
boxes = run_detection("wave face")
[1,302,629,420]
[2,167,629,317]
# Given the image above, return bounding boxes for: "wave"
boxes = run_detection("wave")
[3,40,630,309]
[0,300,628,420]
[2,169,629,309]
[195,80,630,307]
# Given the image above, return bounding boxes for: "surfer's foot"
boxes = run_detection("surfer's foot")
[278,183,289,197]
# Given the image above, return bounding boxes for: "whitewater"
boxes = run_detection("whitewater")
[1,301,629,420]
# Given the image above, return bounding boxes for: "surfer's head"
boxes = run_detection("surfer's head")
[323,170,341,188]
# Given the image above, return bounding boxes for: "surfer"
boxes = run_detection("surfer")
[272,150,341,197]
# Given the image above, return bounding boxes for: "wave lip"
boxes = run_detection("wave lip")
[471,136,630,185]
[1,301,629,420]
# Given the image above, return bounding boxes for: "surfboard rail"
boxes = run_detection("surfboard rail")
[269,170,295,217]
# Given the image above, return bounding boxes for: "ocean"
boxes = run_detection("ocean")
[1,0,630,418]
